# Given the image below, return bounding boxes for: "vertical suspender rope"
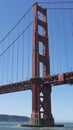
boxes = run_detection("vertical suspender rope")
[62,10,69,72]
[50,10,55,74]
[11,30,14,83]
[22,33,24,81]
[17,25,19,81]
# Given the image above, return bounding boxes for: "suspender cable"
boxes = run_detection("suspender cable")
[16,25,19,82]
[62,10,69,72]
[69,10,73,71]
[11,30,14,83]
[48,10,55,74]
[22,33,24,81]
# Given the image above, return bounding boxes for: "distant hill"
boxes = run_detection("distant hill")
[0,114,29,122]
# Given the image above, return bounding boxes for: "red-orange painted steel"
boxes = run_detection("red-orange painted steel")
[31,3,54,126]
[0,71,73,94]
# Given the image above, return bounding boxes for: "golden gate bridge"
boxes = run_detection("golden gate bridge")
[0,2,73,126]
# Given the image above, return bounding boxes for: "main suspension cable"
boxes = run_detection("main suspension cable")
[0,22,33,58]
[0,5,33,44]
[47,8,73,10]
[38,1,73,4]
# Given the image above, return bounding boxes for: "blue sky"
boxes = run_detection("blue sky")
[0,0,73,123]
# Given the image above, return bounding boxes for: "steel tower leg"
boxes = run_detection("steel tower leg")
[30,3,54,126]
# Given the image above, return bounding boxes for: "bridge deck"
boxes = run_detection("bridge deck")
[0,71,73,94]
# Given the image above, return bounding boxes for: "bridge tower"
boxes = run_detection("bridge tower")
[30,3,54,126]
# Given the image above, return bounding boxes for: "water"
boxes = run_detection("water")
[0,122,73,130]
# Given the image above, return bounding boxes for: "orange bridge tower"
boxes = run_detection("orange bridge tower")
[30,3,54,126]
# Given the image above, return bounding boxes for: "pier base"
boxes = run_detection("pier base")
[20,117,64,127]
[20,123,64,127]
[30,116,54,126]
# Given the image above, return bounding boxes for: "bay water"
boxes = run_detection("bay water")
[0,122,73,130]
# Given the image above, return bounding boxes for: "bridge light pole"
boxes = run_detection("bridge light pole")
[30,3,54,126]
